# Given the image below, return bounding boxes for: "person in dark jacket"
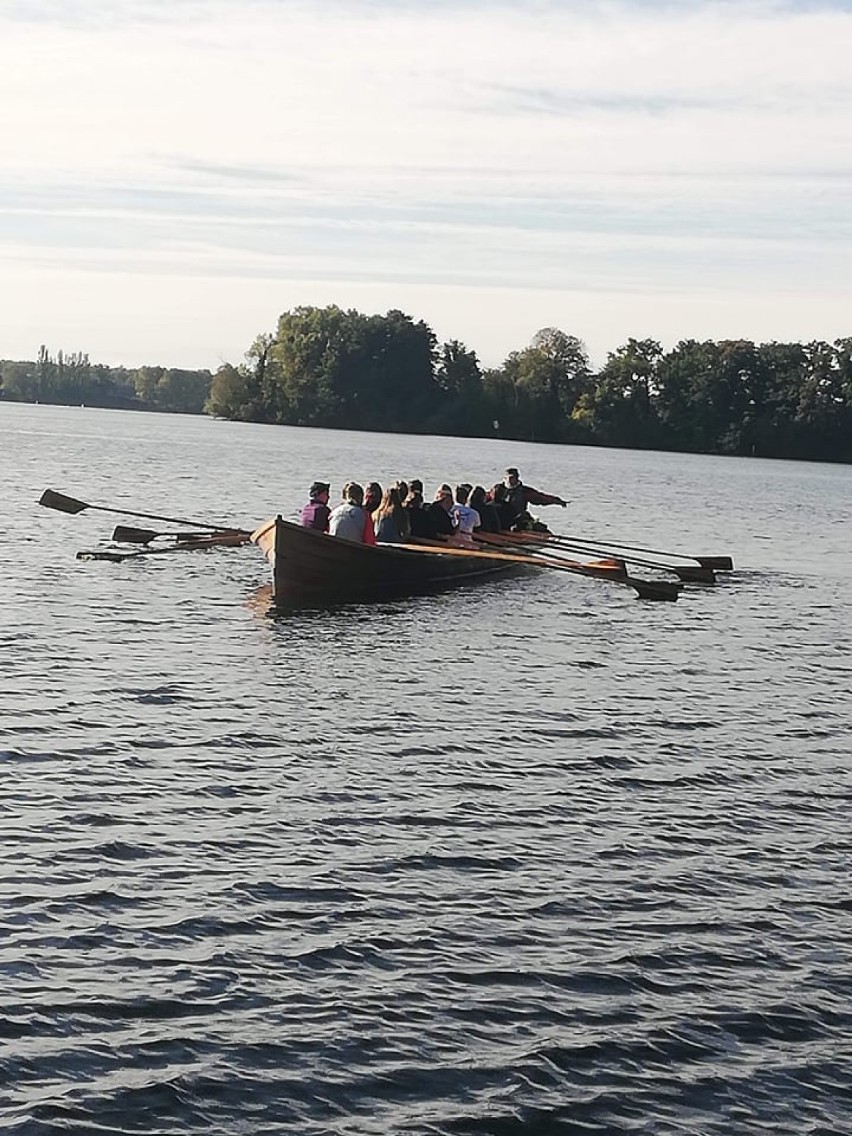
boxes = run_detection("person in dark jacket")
[300,481,331,531]
[404,478,431,537]
[488,483,516,531]
[469,485,501,533]
[502,467,566,524]
[424,485,456,540]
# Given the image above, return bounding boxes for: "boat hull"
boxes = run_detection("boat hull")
[251,517,527,606]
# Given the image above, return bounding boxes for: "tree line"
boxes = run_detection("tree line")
[4,309,851,461]
[0,346,212,414]
[208,305,852,462]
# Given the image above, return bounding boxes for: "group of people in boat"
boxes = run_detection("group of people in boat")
[299,468,567,547]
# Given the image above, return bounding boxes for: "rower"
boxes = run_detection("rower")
[450,484,480,546]
[423,485,455,540]
[470,486,501,533]
[363,482,383,516]
[328,482,377,544]
[373,486,409,543]
[300,481,331,532]
[403,479,430,537]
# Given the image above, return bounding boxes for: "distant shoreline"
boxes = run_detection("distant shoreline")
[4,396,851,467]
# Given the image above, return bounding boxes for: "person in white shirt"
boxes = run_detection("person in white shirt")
[328,482,376,544]
[450,483,480,546]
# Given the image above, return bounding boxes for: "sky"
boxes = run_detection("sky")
[1,0,851,370]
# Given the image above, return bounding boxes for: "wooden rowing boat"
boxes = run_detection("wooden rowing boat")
[251,516,531,605]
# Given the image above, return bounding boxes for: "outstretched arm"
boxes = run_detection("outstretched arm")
[524,487,567,507]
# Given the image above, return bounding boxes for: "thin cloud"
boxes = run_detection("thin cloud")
[1,0,851,367]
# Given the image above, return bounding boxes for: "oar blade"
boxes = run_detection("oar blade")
[629,578,681,602]
[111,525,223,543]
[581,558,629,580]
[696,556,734,571]
[39,488,88,515]
[674,566,716,584]
[76,549,128,562]
[40,486,248,533]
[112,525,159,544]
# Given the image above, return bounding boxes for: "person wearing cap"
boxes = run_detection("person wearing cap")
[300,481,332,532]
[501,467,566,526]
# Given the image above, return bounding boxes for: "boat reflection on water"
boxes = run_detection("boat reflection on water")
[245,584,275,618]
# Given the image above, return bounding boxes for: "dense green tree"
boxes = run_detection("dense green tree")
[206,362,264,421]
[257,305,441,432]
[361,309,439,431]
[0,359,39,401]
[530,328,592,416]
[434,340,488,434]
[484,328,592,442]
[133,366,165,405]
[572,338,663,448]
[131,365,211,413]
[793,340,852,459]
[750,341,809,456]
[654,340,719,452]
[436,340,481,396]
[1,351,139,407]
[156,369,212,413]
[267,306,364,426]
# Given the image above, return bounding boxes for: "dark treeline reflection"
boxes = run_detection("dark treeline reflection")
[4,308,851,461]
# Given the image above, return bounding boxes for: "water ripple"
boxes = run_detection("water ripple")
[2,407,852,1134]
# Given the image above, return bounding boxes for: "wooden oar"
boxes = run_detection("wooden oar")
[407,536,618,573]
[552,530,733,571]
[398,541,680,602]
[39,488,244,533]
[490,530,716,584]
[545,534,716,584]
[470,533,628,577]
[76,532,249,561]
[111,524,227,544]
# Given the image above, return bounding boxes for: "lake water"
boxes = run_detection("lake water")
[2,402,851,1135]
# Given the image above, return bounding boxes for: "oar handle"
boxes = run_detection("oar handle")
[556,533,733,570]
[100,503,243,531]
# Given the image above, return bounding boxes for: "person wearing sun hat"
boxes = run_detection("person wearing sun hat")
[300,480,332,532]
